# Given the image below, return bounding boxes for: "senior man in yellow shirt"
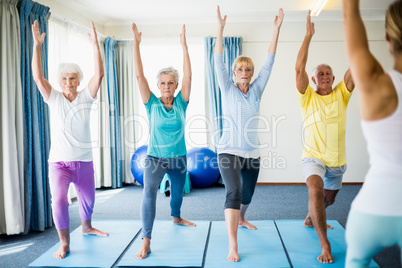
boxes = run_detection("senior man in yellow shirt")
[295,11,355,264]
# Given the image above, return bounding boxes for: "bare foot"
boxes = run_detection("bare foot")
[304,216,333,229]
[173,217,196,227]
[82,227,109,236]
[227,245,240,262]
[317,244,334,263]
[238,219,257,230]
[135,238,151,259]
[53,244,69,259]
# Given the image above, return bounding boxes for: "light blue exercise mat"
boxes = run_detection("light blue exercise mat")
[275,220,379,268]
[29,220,141,268]
[204,220,290,268]
[117,220,209,267]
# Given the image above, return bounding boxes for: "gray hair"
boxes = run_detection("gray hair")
[157,67,179,84]
[58,63,84,82]
[311,64,333,79]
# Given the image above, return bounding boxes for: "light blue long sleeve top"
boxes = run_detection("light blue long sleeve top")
[214,52,275,158]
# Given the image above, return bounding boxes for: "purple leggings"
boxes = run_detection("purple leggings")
[49,161,95,230]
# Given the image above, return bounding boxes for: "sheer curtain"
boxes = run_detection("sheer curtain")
[19,0,52,232]
[115,41,136,184]
[205,37,242,150]
[0,0,25,235]
[48,17,94,89]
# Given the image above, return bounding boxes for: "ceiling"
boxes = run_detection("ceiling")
[51,0,395,26]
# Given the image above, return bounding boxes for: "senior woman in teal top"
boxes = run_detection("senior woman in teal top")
[131,23,195,259]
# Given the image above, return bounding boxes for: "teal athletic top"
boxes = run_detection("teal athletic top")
[145,91,188,158]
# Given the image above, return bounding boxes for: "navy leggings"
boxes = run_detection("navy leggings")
[218,153,260,210]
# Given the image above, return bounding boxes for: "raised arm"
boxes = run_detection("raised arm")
[32,20,52,101]
[87,21,104,98]
[342,0,385,91]
[343,68,355,92]
[295,10,315,94]
[343,0,395,120]
[268,8,284,54]
[180,25,192,102]
[132,23,151,104]
[215,5,227,55]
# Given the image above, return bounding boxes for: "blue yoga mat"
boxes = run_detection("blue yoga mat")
[204,220,290,268]
[29,220,141,268]
[117,220,209,267]
[275,220,379,268]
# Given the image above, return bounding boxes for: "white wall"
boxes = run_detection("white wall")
[37,0,393,183]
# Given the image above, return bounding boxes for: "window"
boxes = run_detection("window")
[134,38,208,150]
[48,16,94,91]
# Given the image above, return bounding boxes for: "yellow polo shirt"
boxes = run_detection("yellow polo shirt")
[297,81,352,167]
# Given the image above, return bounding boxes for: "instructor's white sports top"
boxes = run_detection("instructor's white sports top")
[351,70,402,216]
[46,87,95,162]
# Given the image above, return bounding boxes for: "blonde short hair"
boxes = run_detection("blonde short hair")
[232,56,254,72]
[386,0,402,52]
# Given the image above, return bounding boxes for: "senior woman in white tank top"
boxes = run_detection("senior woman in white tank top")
[343,0,402,267]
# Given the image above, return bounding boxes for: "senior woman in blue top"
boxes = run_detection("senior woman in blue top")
[215,6,284,262]
[131,23,195,259]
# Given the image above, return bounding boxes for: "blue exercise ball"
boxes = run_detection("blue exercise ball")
[130,145,148,185]
[187,147,220,188]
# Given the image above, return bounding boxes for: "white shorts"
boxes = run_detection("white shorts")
[302,157,347,190]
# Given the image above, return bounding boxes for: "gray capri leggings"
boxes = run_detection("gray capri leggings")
[218,153,260,210]
[141,155,187,239]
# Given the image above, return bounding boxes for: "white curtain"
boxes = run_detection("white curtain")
[0,0,25,235]
[48,17,93,90]
[115,41,136,184]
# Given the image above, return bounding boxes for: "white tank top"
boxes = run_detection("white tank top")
[351,70,402,216]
